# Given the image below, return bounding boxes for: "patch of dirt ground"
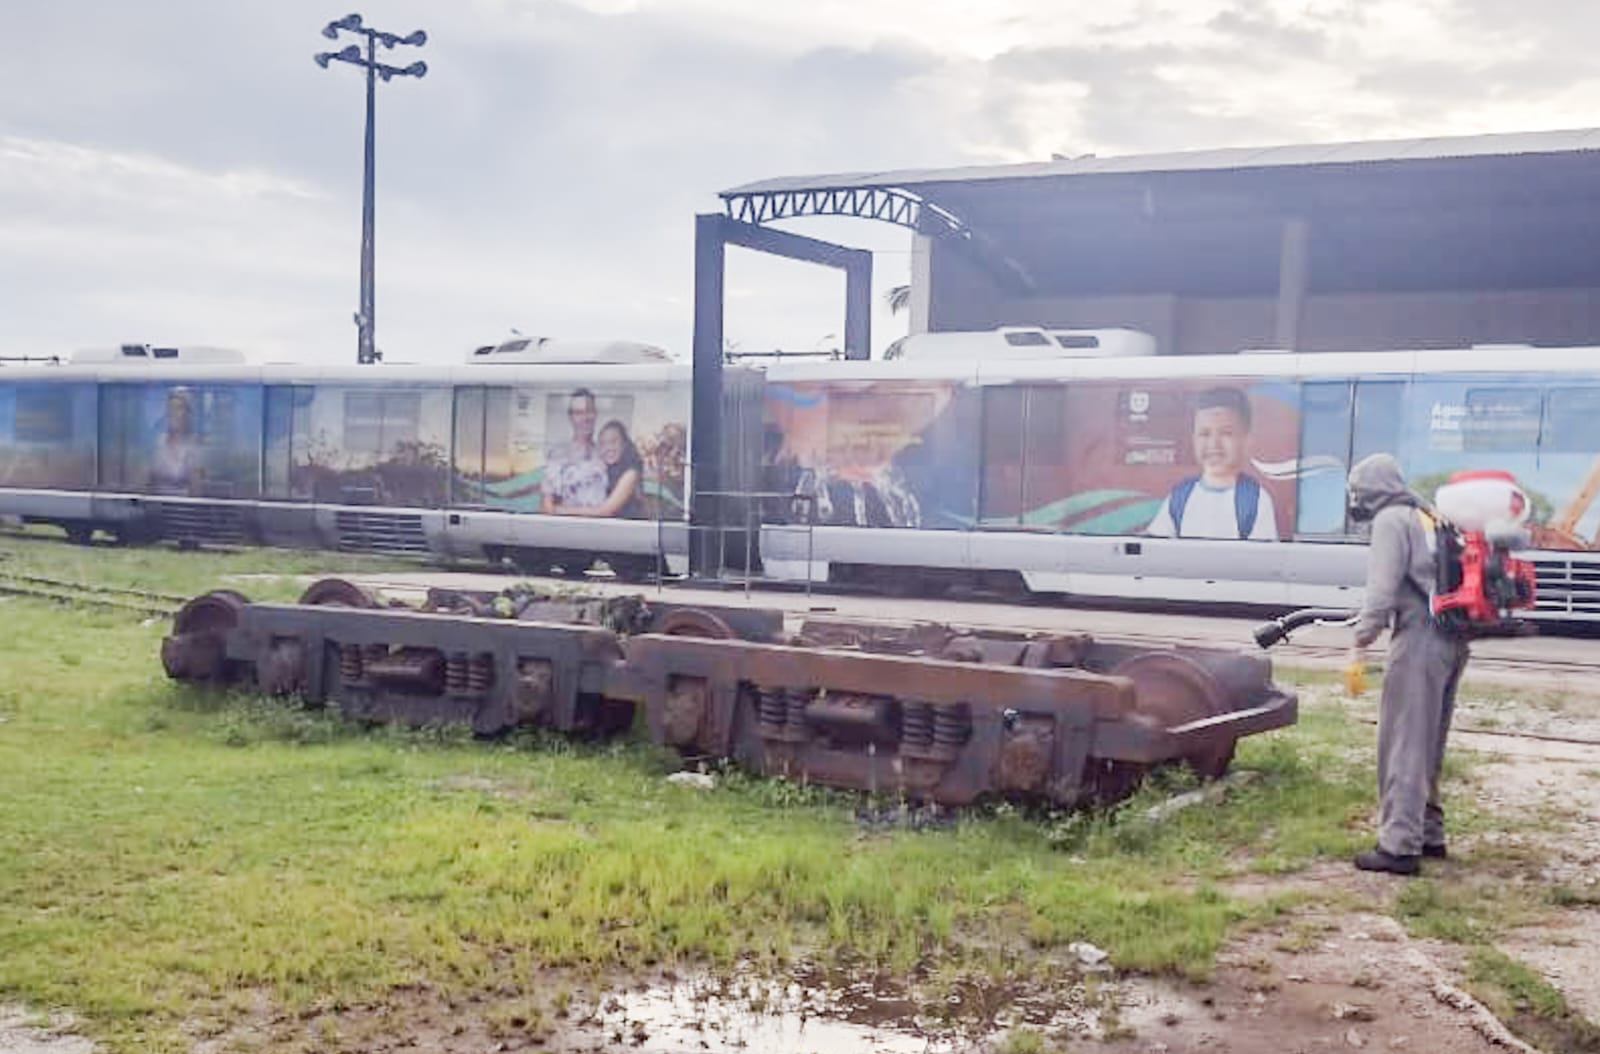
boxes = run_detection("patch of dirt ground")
[1095,910,1530,1054]
[1089,691,1600,1054]
[1467,746,1600,1027]
[0,1008,94,1054]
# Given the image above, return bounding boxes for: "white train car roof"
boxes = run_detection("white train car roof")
[0,361,693,387]
[9,344,1600,387]
[766,344,1600,385]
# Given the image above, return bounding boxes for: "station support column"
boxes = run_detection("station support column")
[688,212,875,579]
[690,214,726,579]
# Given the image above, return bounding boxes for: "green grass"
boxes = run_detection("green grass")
[0,533,1477,1051]
[1467,948,1600,1053]
[0,524,416,601]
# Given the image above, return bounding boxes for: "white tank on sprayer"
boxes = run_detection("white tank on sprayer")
[1432,470,1531,544]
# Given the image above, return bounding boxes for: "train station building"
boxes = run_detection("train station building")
[696,127,1600,363]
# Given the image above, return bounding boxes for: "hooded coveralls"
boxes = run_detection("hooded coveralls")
[1348,453,1471,857]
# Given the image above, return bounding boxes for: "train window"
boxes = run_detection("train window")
[1351,381,1405,463]
[98,383,263,497]
[1541,389,1600,452]
[0,383,94,490]
[13,387,72,442]
[343,391,421,453]
[1462,388,1542,452]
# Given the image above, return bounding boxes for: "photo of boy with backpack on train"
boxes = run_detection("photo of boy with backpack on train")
[1145,385,1280,541]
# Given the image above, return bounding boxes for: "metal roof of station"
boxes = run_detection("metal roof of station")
[722,127,1600,196]
[719,127,1600,299]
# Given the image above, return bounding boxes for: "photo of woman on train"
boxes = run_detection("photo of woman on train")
[148,387,203,495]
[551,419,644,518]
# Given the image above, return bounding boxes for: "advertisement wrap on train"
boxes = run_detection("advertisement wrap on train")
[759,372,1600,553]
[1,338,1599,618]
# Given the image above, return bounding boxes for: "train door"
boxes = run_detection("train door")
[978,387,1025,526]
[972,383,1077,587]
[1294,382,1353,536]
[444,385,510,558]
[260,384,318,546]
[1294,379,1405,537]
[978,384,1072,526]
[1285,378,1405,604]
[451,386,483,508]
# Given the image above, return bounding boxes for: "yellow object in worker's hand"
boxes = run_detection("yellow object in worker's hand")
[1343,659,1368,697]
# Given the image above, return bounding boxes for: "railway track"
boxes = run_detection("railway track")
[0,570,186,617]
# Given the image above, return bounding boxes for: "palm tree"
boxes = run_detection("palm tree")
[885,284,911,315]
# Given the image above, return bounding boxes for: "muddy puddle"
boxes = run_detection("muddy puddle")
[559,966,1129,1053]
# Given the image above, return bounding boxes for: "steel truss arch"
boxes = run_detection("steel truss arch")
[721,185,1036,293]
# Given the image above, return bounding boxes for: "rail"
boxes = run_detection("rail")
[0,570,185,616]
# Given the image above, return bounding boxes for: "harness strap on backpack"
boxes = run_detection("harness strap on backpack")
[1169,475,1261,539]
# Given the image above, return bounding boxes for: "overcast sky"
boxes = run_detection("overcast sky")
[2,0,1596,364]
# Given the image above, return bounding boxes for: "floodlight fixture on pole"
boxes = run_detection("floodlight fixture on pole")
[314,13,428,365]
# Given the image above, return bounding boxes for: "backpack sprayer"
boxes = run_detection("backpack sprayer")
[1252,470,1538,692]
[1426,470,1537,636]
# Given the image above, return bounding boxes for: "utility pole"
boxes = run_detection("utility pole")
[315,13,427,364]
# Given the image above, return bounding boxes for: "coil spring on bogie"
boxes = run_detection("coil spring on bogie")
[756,686,787,732]
[784,687,811,728]
[933,704,972,747]
[467,654,493,693]
[445,653,469,695]
[901,702,934,747]
[338,644,363,683]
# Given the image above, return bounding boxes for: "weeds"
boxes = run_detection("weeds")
[1467,948,1600,1053]
[0,530,1555,1053]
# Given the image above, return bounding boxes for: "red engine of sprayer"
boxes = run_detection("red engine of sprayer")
[1430,470,1537,635]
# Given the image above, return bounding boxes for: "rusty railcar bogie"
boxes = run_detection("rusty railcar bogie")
[161,579,1297,808]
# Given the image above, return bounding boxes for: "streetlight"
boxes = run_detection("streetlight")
[314,13,427,365]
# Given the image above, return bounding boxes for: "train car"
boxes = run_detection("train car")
[754,334,1600,621]
[0,347,705,578]
[4,330,1600,621]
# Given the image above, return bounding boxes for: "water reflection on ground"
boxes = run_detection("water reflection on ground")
[568,966,1120,1053]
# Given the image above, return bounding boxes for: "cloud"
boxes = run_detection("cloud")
[5,0,1600,363]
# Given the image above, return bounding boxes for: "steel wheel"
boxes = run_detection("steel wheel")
[162,590,249,684]
[655,607,736,640]
[298,577,376,608]
[1108,651,1235,780]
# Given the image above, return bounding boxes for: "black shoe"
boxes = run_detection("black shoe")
[1422,843,1448,860]
[1354,848,1421,875]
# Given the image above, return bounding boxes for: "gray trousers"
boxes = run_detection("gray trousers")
[1375,605,1470,856]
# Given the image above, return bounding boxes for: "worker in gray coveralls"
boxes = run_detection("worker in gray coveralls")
[1346,453,1470,876]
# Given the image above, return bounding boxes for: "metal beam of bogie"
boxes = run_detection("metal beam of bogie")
[163,588,1299,809]
[228,604,628,736]
[620,634,1295,806]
